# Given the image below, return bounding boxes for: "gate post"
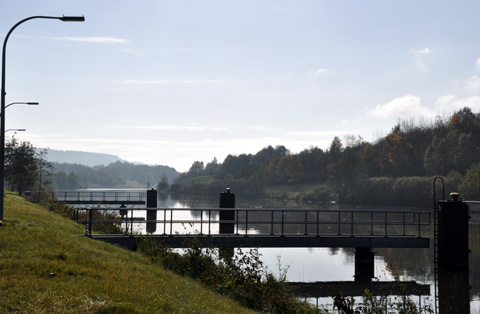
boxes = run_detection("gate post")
[219,188,235,259]
[354,247,374,282]
[146,188,157,233]
[437,192,469,269]
[219,188,235,234]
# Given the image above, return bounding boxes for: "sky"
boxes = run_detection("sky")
[2,1,480,172]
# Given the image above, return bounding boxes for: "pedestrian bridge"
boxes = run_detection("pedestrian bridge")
[77,207,431,251]
[25,190,146,205]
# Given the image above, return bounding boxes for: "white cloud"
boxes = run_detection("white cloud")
[435,94,480,112]
[464,76,480,93]
[435,94,458,112]
[54,36,129,44]
[287,130,351,137]
[411,47,431,72]
[278,71,292,80]
[451,75,480,93]
[105,124,227,132]
[366,94,436,118]
[121,79,229,85]
[308,68,332,77]
[475,57,480,72]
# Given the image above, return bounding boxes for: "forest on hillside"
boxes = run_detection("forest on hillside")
[173,107,480,207]
[52,161,179,190]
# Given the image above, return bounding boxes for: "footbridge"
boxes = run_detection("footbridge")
[25,190,146,205]
[77,206,431,251]
[36,188,432,282]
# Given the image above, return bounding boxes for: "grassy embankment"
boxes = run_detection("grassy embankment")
[0,194,255,314]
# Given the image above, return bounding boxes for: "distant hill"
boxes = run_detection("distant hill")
[39,149,181,189]
[39,149,122,167]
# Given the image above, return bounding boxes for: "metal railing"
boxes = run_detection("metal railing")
[77,207,431,238]
[26,190,146,203]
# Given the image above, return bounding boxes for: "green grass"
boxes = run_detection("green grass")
[0,195,255,314]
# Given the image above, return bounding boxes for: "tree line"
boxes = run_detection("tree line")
[4,137,180,193]
[5,137,54,195]
[52,161,179,190]
[174,107,480,206]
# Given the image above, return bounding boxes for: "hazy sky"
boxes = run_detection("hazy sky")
[2,1,480,172]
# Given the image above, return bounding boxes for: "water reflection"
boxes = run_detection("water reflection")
[148,194,477,312]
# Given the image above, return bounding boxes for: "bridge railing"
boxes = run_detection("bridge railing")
[25,190,146,203]
[77,207,431,238]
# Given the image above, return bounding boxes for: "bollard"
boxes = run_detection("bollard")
[354,247,374,283]
[219,188,235,234]
[146,188,157,233]
[438,269,470,314]
[437,192,469,269]
[219,188,235,260]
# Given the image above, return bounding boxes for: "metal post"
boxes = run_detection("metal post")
[170,208,173,236]
[370,212,374,235]
[219,188,235,234]
[281,210,285,236]
[304,211,307,235]
[130,209,133,236]
[351,211,354,237]
[270,210,274,235]
[245,210,249,236]
[88,208,92,236]
[208,209,211,235]
[146,188,157,233]
[337,211,341,235]
[384,212,388,236]
[163,208,166,235]
[437,193,469,269]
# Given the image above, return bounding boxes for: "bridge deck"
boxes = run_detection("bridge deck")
[25,190,146,205]
[75,206,431,251]
[289,280,430,297]
[54,200,145,205]
[90,234,430,250]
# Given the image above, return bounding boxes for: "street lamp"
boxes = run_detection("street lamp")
[6,102,39,109]
[5,129,26,133]
[0,15,85,224]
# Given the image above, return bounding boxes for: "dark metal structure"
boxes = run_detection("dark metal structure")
[0,15,85,223]
[78,207,431,251]
[27,190,146,205]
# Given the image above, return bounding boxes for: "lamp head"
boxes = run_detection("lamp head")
[60,16,85,22]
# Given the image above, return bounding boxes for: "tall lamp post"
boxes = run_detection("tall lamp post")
[0,15,85,224]
[6,102,39,110]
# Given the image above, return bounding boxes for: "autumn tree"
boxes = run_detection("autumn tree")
[157,175,169,191]
[36,148,54,191]
[5,137,39,195]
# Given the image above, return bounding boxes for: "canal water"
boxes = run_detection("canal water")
[155,193,480,313]
[81,189,479,312]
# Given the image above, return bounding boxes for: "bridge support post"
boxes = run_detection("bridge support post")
[354,248,374,282]
[219,188,235,234]
[437,193,469,269]
[219,188,235,259]
[146,188,157,233]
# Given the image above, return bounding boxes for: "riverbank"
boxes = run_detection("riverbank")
[0,195,255,314]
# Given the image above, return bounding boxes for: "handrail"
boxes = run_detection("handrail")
[77,207,431,238]
[25,190,147,203]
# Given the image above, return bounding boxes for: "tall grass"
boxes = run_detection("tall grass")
[137,236,317,314]
[0,195,255,314]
